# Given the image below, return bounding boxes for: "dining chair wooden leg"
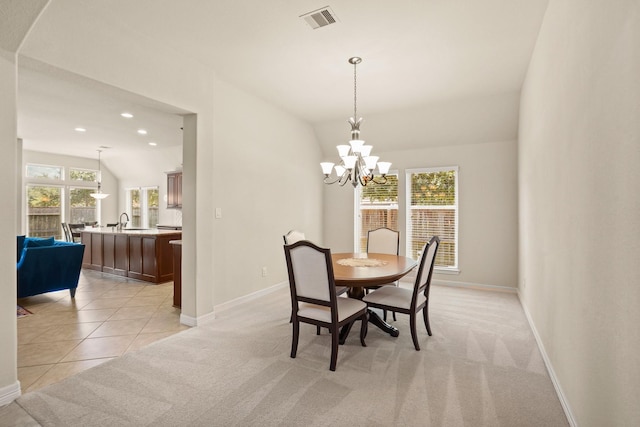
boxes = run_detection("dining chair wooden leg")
[291,320,300,358]
[410,313,421,351]
[339,320,355,345]
[423,305,432,336]
[359,313,368,347]
[330,325,339,371]
[383,310,397,322]
[317,326,321,335]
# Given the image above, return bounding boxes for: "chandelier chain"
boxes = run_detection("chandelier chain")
[353,60,357,120]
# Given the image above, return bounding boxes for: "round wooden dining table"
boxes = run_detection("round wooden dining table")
[332,252,417,343]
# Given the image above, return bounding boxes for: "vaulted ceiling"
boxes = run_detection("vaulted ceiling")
[7,0,549,160]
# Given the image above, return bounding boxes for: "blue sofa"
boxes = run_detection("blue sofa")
[17,236,85,298]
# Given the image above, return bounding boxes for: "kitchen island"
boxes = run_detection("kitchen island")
[81,228,182,284]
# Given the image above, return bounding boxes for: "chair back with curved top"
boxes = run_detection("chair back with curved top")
[283,229,306,245]
[284,240,368,371]
[287,241,333,303]
[415,236,440,299]
[366,227,400,320]
[367,227,399,255]
[68,223,85,243]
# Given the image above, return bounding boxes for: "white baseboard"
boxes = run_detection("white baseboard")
[431,278,518,293]
[180,310,216,327]
[0,381,21,406]
[518,293,578,427]
[180,281,288,327]
[214,281,288,314]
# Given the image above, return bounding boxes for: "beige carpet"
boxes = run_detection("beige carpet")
[9,284,568,426]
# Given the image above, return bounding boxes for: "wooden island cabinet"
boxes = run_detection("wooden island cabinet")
[81,228,181,284]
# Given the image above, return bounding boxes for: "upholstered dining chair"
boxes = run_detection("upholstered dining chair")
[61,223,73,242]
[283,230,348,335]
[284,240,368,371]
[284,230,348,296]
[366,227,401,320]
[68,223,85,243]
[363,235,440,351]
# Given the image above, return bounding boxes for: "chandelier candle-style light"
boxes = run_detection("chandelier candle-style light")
[321,57,391,188]
[90,149,109,199]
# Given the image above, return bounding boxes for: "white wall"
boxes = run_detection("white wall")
[519,0,640,425]
[320,91,520,289]
[323,139,519,289]
[21,150,118,231]
[0,47,20,405]
[211,78,324,304]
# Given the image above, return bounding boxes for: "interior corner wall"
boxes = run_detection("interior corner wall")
[0,47,20,401]
[211,77,324,305]
[323,139,519,289]
[518,1,640,425]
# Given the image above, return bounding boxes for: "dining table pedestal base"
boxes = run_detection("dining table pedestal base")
[338,287,399,345]
[332,252,417,345]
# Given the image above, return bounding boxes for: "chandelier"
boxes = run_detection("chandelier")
[320,57,391,188]
[90,149,110,199]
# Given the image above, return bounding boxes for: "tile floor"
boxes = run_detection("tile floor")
[17,269,189,393]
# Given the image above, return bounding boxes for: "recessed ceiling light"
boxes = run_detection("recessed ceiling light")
[137,129,147,135]
[121,112,133,118]
[74,127,86,132]
[148,142,157,146]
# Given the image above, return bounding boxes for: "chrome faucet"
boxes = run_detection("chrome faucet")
[118,212,130,230]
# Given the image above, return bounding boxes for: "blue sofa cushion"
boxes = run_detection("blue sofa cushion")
[24,236,55,248]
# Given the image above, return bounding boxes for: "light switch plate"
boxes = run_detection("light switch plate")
[215,208,222,219]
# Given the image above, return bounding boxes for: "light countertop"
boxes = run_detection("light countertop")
[81,227,182,236]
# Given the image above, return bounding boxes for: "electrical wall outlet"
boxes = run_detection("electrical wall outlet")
[261,267,268,277]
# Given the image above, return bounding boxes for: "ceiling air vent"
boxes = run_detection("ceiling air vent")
[300,6,338,29]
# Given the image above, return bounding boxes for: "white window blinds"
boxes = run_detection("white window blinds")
[356,174,398,252]
[406,167,458,269]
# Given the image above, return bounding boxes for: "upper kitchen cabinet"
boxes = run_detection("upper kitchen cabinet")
[166,171,182,209]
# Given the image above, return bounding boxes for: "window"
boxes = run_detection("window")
[25,162,101,236]
[27,185,63,238]
[69,187,97,224]
[406,167,458,270]
[26,164,62,180]
[127,188,141,227]
[355,174,398,252]
[147,187,159,227]
[126,187,159,228]
[69,168,98,182]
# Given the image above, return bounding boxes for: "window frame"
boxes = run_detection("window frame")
[353,171,399,252]
[68,167,98,183]
[25,183,65,239]
[25,162,102,237]
[25,163,64,182]
[405,166,460,273]
[125,186,159,229]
